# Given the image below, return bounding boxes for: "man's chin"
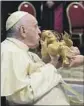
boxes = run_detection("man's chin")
[35,43,40,48]
[31,43,39,49]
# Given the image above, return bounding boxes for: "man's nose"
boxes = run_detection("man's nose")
[38,26,41,37]
[38,26,41,34]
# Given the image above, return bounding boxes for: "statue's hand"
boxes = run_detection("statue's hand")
[41,39,48,57]
[63,31,70,41]
[63,31,73,47]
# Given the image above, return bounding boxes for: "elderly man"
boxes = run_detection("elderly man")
[1,11,69,105]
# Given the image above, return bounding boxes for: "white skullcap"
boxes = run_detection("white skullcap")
[6,11,28,31]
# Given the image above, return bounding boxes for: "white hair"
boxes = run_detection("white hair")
[7,20,22,37]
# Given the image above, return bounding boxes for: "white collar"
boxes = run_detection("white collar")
[6,37,29,51]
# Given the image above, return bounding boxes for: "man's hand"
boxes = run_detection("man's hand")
[70,46,80,55]
[69,55,84,67]
[50,55,62,68]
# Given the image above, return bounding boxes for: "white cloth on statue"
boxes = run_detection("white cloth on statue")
[1,37,69,105]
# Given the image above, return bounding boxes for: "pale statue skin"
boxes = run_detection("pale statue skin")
[41,30,73,66]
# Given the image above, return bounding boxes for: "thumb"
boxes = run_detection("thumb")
[69,59,76,67]
[40,40,44,45]
[50,55,60,61]
[69,62,73,67]
[67,55,75,59]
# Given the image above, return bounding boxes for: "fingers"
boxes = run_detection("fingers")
[67,55,75,59]
[69,63,73,67]
[50,55,60,62]
[69,56,77,67]
[40,40,47,47]
[66,51,76,59]
[40,40,44,45]
[69,61,77,67]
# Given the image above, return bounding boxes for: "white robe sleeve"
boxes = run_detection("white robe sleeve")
[30,63,62,101]
[6,63,62,104]
[3,51,62,104]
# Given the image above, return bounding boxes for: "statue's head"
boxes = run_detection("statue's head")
[41,30,56,40]
[41,30,59,45]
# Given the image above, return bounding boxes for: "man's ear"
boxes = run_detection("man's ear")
[20,25,26,38]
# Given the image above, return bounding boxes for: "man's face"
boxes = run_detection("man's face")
[21,14,41,48]
[27,23,41,48]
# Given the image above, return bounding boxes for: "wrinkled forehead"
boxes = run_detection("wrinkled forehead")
[25,14,37,26]
[20,13,37,28]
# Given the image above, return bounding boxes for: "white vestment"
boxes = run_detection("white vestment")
[1,37,69,105]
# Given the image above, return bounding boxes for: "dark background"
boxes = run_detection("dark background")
[1,1,71,41]
[1,1,84,54]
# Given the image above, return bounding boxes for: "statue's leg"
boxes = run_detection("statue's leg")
[59,46,70,66]
[41,39,48,57]
[47,44,59,57]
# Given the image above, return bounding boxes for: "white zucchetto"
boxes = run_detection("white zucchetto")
[6,11,28,31]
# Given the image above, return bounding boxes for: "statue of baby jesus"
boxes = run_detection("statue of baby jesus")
[41,30,74,66]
